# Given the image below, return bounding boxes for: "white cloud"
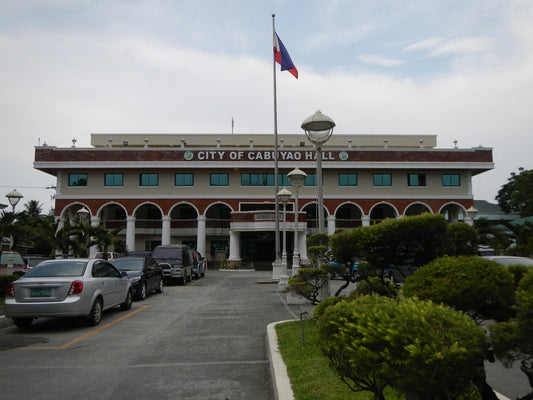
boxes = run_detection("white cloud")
[357,54,405,67]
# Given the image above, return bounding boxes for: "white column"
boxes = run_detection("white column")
[126,216,136,252]
[327,215,336,236]
[299,230,308,265]
[88,216,100,257]
[228,230,241,261]
[197,215,207,257]
[362,215,371,227]
[161,215,171,245]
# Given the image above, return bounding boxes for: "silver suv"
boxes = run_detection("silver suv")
[151,245,193,284]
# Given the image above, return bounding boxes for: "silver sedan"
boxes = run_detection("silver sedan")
[5,258,132,328]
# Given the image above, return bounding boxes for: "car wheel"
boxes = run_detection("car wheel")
[155,278,163,294]
[13,317,33,329]
[137,282,147,300]
[120,290,133,311]
[86,299,103,326]
[180,275,187,285]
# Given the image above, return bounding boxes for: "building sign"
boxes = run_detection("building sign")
[183,150,346,161]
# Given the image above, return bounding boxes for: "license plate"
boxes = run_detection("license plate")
[31,288,52,297]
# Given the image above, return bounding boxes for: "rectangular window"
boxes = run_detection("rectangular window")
[279,174,290,186]
[175,173,194,186]
[241,173,274,186]
[339,173,358,186]
[140,173,159,186]
[373,173,392,186]
[442,173,461,187]
[408,173,426,187]
[69,173,88,187]
[104,173,123,186]
[304,173,316,186]
[210,173,229,186]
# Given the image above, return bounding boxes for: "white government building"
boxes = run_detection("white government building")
[34,132,493,268]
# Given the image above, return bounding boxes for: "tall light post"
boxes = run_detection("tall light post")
[287,168,307,276]
[301,110,336,234]
[277,187,292,288]
[5,189,24,275]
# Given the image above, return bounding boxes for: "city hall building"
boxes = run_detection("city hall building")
[34,133,493,267]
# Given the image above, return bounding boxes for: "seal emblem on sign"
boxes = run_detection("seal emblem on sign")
[184,151,193,161]
[339,151,348,161]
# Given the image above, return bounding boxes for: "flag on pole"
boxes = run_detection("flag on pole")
[273,33,298,79]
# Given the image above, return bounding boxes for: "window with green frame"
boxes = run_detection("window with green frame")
[69,173,88,187]
[104,173,124,186]
[210,173,229,186]
[241,173,275,186]
[339,173,358,186]
[373,173,392,186]
[304,173,316,186]
[139,173,159,186]
[408,173,426,187]
[175,173,194,186]
[442,173,460,187]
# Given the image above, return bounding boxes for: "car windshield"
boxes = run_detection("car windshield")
[494,257,533,266]
[0,253,25,266]
[152,249,182,259]
[24,261,88,277]
[111,258,144,271]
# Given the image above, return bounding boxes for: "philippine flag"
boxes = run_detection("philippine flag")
[273,33,298,79]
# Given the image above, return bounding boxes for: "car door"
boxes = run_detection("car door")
[92,261,126,307]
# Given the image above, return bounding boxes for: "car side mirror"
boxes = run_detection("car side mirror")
[121,271,128,277]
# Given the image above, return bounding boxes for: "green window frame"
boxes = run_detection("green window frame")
[68,173,88,187]
[304,173,316,186]
[139,173,159,186]
[373,173,392,186]
[175,173,194,186]
[210,173,229,186]
[408,173,426,187]
[339,173,358,186]
[104,173,123,186]
[442,173,460,187]
[241,173,275,186]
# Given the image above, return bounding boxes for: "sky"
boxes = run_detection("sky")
[1,0,532,214]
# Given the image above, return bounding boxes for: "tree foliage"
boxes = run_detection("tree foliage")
[489,269,533,398]
[496,168,533,217]
[286,268,329,305]
[403,256,515,323]
[317,295,487,400]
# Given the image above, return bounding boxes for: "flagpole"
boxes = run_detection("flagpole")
[272,14,281,278]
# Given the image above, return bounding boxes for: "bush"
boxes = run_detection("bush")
[403,256,515,322]
[287,268,329,305]
[317,295,487,400]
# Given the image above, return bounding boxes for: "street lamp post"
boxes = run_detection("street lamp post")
[277,187,292,288]
[466,206,478,226]
[287,168,307,276]
[5,189,24,275]
[301,110,336,235]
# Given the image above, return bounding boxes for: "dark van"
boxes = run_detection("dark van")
[151,244,193,284]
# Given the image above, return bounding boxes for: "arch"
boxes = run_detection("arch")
[169,201,200,217]
[404,202,433,216]
[205,201,234,215]
[132,201,163,217]
[439,202,467,223]
[97,202,128,231]
[335,202,363,229]
[369,202,399,224]
[60,202,92,219]
[302,202,328,232]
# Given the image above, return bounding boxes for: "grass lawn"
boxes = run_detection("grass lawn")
[275,320,404,400]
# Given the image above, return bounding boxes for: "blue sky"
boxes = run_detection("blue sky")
[1,0,532,212]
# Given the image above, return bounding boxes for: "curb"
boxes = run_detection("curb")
[267,320,295,400]
[266,319,512,400]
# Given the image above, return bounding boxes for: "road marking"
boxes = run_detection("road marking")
[23,305,150,350]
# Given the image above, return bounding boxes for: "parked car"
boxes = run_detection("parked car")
[192,250,207,279]
[94,251,123,260]
[481,255,533,267]
[110,256,164,300]
[151,244,193,284]
[0,251,30,276]
[4,258,132,328]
